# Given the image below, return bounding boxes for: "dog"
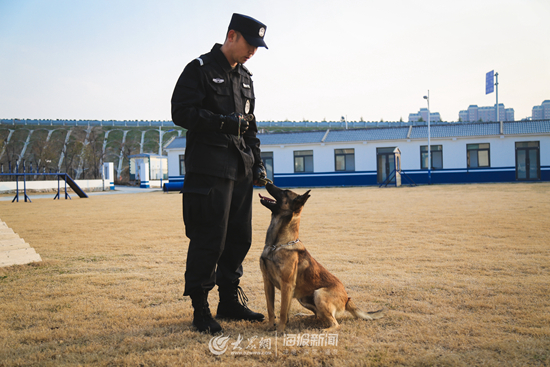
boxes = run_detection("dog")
[259,183,385,332]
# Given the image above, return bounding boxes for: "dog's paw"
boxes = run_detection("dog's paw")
[322,324,341,333]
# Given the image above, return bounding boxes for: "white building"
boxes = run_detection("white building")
[164,120,550,188]
[128,153,168,188]
[532,100,550,120]
[408,108,441,123]
[459,104,514,122]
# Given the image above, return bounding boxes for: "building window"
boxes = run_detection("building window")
[467,143,490,168]
[294,150,313,172]
[335,148,355,171]
[261,151,274,181]
[420,145,443,170]
[179,154,185,175]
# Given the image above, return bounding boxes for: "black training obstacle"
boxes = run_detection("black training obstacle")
[0,172,88,202]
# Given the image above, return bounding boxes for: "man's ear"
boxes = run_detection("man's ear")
[292,190,311,211]
[226,29,238,43]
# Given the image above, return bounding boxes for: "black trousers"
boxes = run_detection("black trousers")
[182,172,253,296]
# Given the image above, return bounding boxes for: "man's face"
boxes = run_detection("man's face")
[227,31,257,65]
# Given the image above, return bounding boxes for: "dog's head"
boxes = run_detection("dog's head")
[259,182,311,215]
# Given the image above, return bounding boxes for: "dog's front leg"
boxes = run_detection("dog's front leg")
[260,258,276,330]
[278,261,298,333]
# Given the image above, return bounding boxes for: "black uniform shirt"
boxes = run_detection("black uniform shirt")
[171,44,261,180]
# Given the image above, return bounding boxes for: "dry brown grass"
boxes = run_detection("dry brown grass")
[1,183,549,366]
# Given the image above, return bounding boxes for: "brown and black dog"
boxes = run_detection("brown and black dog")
[259,183,385,332]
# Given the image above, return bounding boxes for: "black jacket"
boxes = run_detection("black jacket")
[171,44,261,180]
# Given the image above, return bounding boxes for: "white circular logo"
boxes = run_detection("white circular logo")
[245,100,251,114]
[209,334,231,355]
[259,27,265,37]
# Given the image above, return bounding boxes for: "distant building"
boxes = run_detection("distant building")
[459,109,469,122]
[532,100,550,120]
[128,153,168,188]
[408,108,441,122]
[506,108,515,121]
[458,104,514,122]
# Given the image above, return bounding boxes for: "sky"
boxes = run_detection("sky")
[1,0,549,123]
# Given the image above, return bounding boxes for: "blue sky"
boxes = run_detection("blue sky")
[1,0,549,122]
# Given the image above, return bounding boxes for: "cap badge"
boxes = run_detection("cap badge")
[212,78,224,84]
[259,27,265,37]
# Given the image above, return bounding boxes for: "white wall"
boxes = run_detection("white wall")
[259,134,550,173]
[0,179,104,193]
[166,149,183,179]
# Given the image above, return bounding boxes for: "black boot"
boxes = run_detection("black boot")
[216,284,265,322]
[190,290,223,334]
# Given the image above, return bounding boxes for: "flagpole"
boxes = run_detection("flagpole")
[495,72,499,122]
[423,91,431,185]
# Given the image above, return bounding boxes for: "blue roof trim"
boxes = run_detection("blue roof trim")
[505,120,550,134]
[410,123,501,138]
[256,131,326,145]
[324,128,409,142]
[165,136,187,149]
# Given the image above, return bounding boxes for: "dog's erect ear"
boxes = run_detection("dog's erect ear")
[292,190,311,211]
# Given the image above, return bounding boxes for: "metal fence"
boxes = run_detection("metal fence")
[0,119,176,127]
[1,118,470,129]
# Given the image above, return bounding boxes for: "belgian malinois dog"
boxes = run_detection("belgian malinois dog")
[259,183,385,332]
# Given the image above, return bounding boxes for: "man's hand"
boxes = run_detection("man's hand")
[219,113,249,136]
[253,161,271,186]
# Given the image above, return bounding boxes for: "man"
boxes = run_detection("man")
[171,13,268,334]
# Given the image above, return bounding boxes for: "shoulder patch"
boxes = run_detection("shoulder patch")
[193,53,212,67]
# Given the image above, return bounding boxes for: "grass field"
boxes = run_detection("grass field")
[1,183,549,366]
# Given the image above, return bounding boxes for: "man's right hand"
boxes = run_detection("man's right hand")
[219,113,249,136]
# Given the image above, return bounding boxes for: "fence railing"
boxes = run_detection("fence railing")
[2,118,481,129]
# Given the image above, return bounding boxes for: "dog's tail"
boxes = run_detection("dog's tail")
[345,298,385,320]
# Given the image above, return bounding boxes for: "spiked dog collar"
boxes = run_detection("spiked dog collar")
[271,239,300,250]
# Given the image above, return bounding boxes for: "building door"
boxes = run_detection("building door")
[377,147,395,184]
[261,152,274,182]
[515,142,540,180]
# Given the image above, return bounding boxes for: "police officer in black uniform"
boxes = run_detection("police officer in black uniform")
[171,13,268,334]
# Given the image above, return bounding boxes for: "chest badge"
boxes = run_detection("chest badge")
[243,83,251,89]
[245,100,251,114]
[213,78,224,84]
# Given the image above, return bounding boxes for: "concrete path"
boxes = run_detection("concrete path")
[0,220,42,267]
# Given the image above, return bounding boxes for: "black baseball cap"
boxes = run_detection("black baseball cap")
[228,13,268,49]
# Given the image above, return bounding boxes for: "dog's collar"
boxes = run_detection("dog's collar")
[271,238,300,250]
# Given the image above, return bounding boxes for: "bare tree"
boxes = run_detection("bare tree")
[81,127,105,179]
[118,138,140,184]
[2,140,22,170]
[62,139,83,178]
[27,130,50,178]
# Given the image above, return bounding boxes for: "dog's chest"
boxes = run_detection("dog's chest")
[260,251,287,289]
